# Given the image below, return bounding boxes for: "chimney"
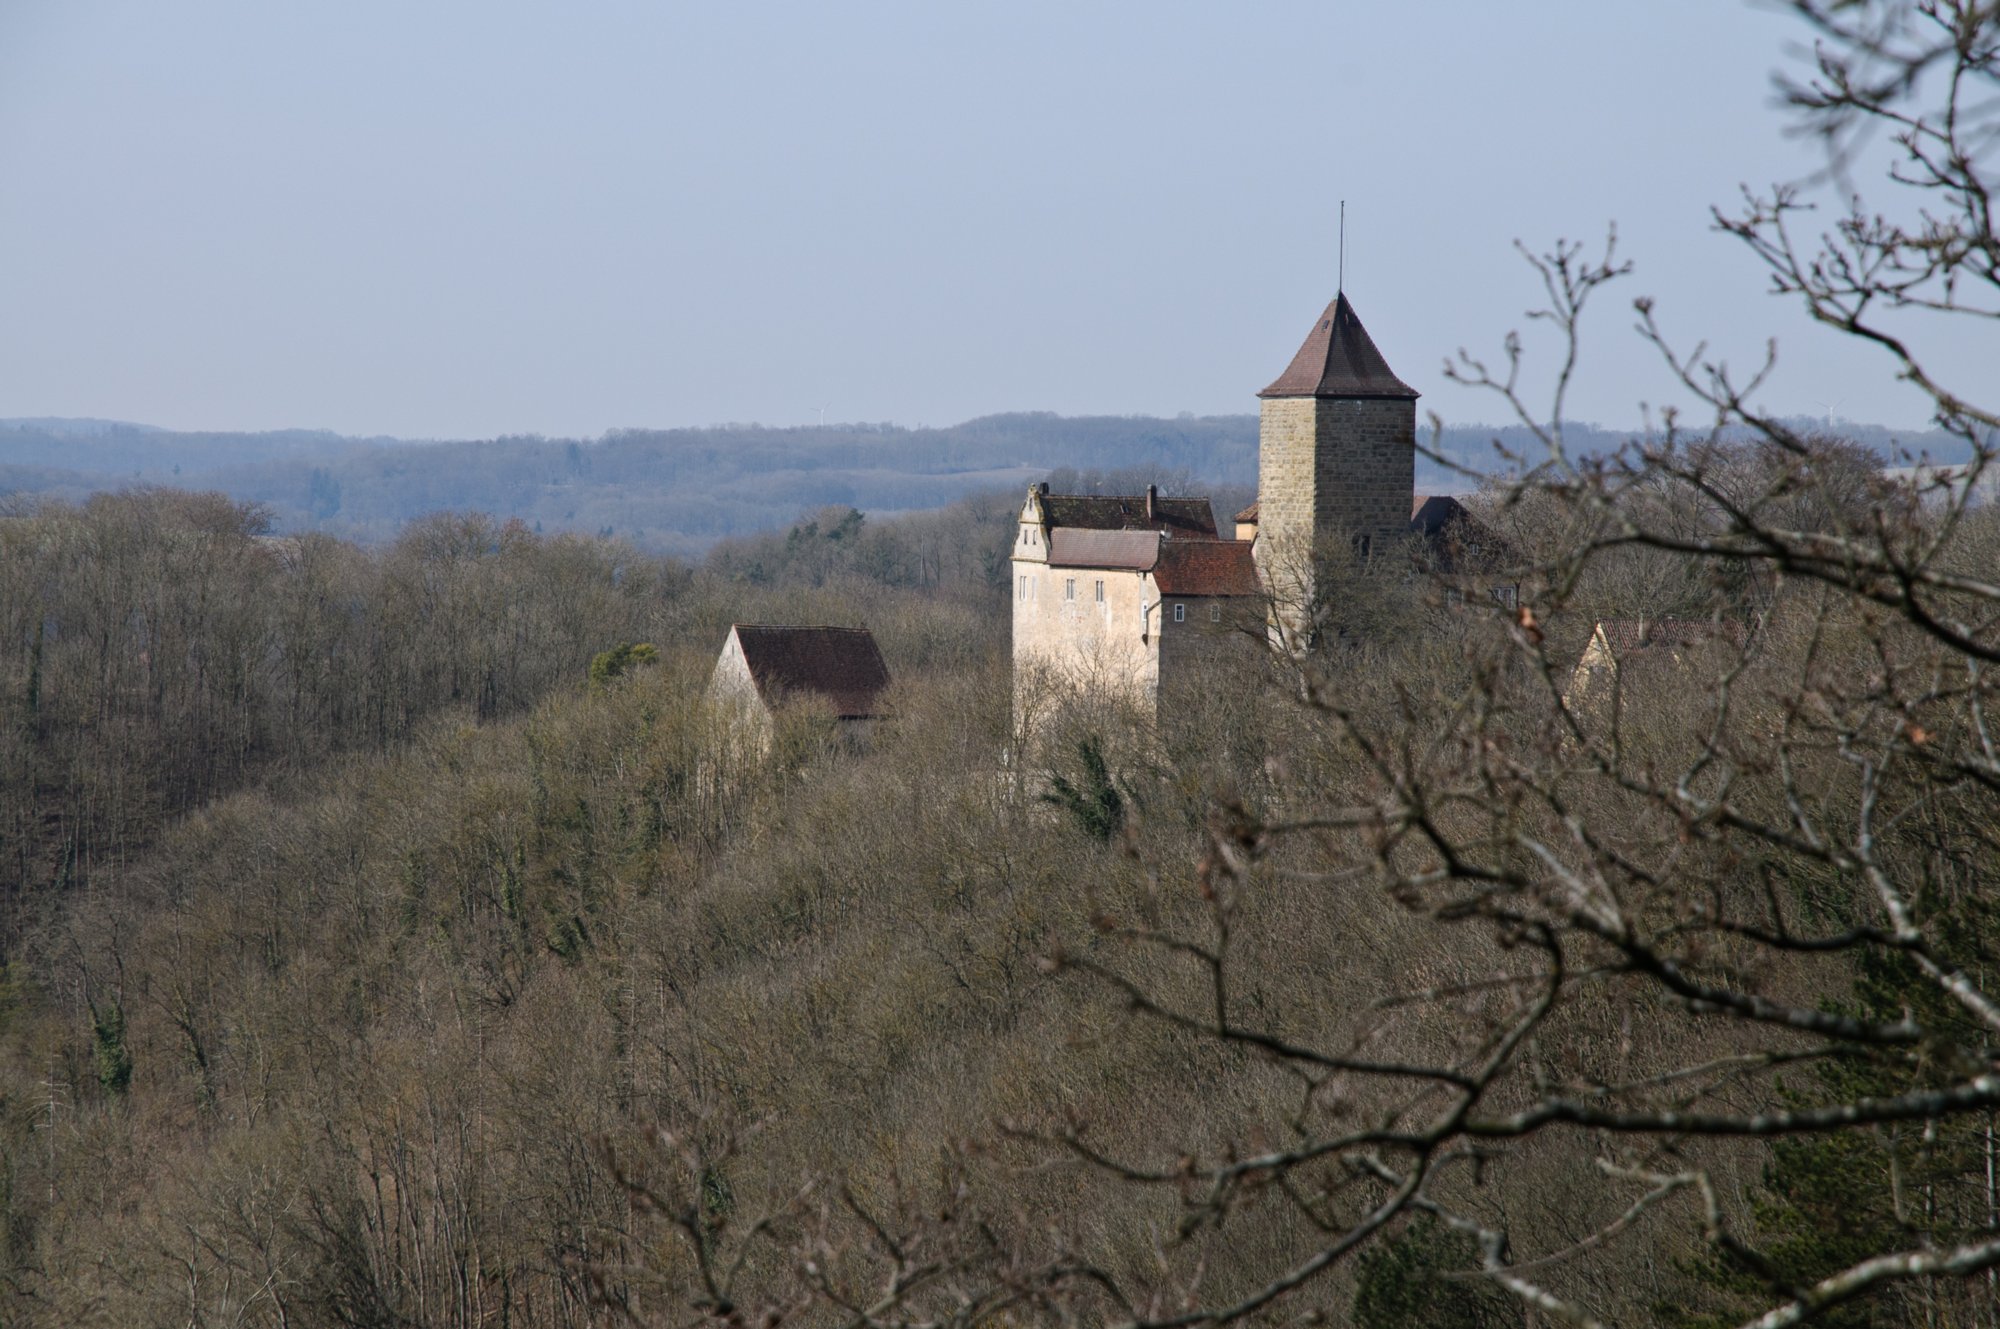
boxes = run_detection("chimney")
[1037,481,1049,496]
[1145,483,1157,522]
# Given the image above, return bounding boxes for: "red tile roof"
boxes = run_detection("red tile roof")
[1039,493,1217,538]
[1235,501,1260,524]
[1151,539,1261,597]
[1259,292,1419,400]
[730,624,890,718]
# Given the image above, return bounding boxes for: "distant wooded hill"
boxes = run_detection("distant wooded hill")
[0,412,1973,555]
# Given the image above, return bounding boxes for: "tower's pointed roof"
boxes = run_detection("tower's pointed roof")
[1258,292,1418,400]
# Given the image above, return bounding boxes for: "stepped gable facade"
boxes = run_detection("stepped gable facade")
[710,624,891,738]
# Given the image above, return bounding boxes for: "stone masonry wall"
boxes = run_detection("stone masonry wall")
[1314,397,1416,556]
[1253,396,1416,643]
[1253,398,1318,624]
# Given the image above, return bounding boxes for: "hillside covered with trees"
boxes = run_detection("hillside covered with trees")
[6,412,1973,556]
[4,414,2000,1326]
[3,3,2000,1325]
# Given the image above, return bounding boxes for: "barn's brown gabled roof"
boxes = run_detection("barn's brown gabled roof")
[1152,539,1262,597]
[1038,493,1217,539]
[1259,292,1418,400]
[731,624,890,719]
[1593,618,1746,657]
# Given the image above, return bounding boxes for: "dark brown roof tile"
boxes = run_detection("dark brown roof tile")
[1259,292,1418,400]
[730,624,890,719]
[1594,618,1746,656]
[1039,493,1217,538]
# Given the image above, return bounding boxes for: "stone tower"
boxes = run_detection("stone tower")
[1251,292,1418,645]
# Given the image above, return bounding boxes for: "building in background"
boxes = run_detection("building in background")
[1565,617,1746,709]
[709,623,891,747]
[1009,485,1262,721]
[1011,288,1511,724]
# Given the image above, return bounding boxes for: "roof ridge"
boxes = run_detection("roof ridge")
[1259,292,1418,400]
[1043,490,1207,501]
[727,624,891,719]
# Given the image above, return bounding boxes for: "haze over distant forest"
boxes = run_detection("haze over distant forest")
[1,412,1974,553]
[8,0,2000,1324]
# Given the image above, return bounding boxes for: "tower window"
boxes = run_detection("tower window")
[1017,575,1026,601]
[1210,603,1221,622]
[1173,603,1186,623]
[1065,578,1075,601]
[1094,579,1104,603]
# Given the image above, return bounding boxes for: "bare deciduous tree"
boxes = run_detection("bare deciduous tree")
[1009,5,2000,1325]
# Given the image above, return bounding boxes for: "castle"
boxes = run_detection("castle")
[1011,288,1475,715]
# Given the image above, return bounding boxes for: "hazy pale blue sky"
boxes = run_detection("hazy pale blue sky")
[0,1,1987,438]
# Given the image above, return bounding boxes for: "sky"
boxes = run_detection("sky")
[0,1,1989,440]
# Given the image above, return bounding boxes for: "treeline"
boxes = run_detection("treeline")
[0,414,1259,554]
[0,482,1040,1325]
[11,412,1940,555]
[0,480,1427,1325]
[0,488,1014,957]
[4,452,1994,1326]
[4,440,2000,1325]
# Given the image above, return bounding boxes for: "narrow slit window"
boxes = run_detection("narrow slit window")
[1065,578,1075,601]
[1094,579,1105,603]
[1173,603,1186,623]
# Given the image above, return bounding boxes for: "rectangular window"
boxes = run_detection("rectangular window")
[1209,603,1221,622]
[1065,578,1075,601]
[1094,579,1105,603]
[1173,603,1186,623]
[1017,575,1026,601]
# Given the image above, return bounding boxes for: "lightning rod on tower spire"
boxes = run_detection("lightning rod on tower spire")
[1338,200,1346,295]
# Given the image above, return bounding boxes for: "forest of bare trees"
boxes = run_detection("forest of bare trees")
[3,1,1999,1326]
